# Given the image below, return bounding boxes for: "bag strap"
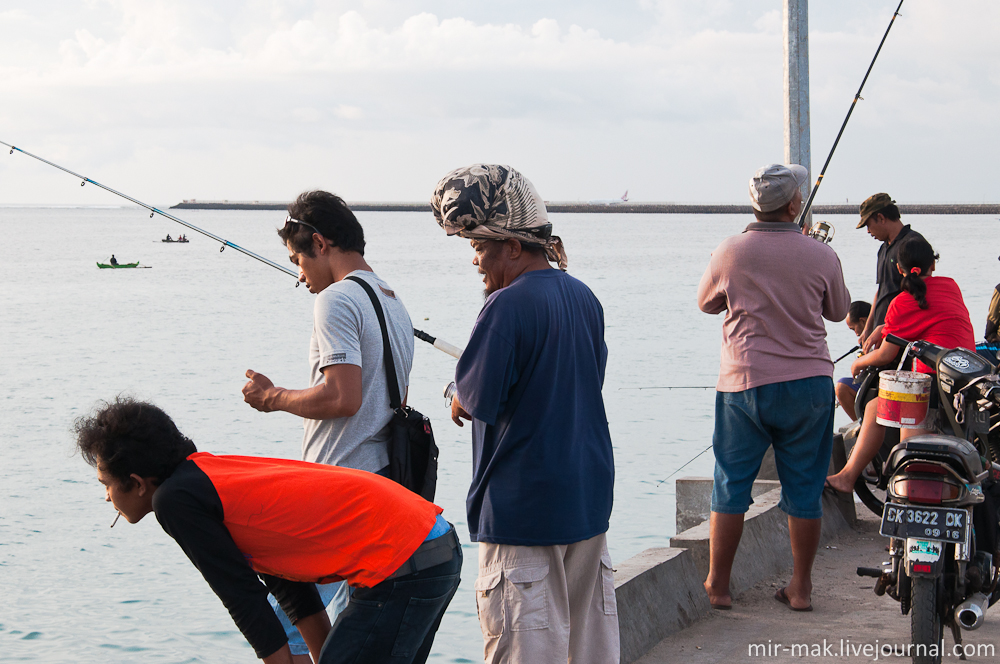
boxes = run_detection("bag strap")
[345,275,402,409]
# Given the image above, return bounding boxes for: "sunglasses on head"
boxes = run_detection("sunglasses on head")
[283,215,321,236]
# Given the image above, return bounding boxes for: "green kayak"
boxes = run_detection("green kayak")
[97,262,140,269]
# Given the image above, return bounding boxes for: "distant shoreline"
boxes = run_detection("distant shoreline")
[170,201,1000,214]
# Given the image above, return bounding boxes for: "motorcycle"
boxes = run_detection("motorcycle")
[847,334,1000,663]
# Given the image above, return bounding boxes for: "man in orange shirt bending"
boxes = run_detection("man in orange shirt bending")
[76,396,460,664]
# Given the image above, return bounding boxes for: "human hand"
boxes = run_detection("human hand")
[243,370,276,412]
[862,324,885,353]
[451,395,471,427]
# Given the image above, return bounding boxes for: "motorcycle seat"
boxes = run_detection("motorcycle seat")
[885,434,986,482]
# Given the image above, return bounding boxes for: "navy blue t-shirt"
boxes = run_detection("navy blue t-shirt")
[456,269,615,545]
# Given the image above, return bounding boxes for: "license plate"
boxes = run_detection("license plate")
[880,503,969,543]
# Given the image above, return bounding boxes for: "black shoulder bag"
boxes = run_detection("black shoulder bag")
[345,276,439,501]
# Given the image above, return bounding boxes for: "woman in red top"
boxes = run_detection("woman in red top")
[827,237,975,493]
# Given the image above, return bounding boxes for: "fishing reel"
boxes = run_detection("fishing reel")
[807,220,836,244]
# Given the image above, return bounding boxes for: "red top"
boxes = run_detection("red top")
[882,276,975,374]
[189,452,442,588]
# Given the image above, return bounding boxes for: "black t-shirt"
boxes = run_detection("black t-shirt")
[152,460,324,659]
[873,224,924,327]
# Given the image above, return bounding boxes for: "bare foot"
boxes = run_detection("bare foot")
[704,580,732,609]
[825,471,855,494]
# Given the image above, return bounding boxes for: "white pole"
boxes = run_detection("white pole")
[784,0,812,229]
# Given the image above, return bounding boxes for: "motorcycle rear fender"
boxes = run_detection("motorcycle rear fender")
[885,434,987,484]
[905,537,946,577]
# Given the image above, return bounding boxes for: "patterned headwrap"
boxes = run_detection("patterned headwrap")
[431,164,568,270]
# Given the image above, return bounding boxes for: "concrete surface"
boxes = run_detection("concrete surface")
[614,547,710,664]
[636,510,1000,663]
[615,484,854,662]
[676,478,780,534]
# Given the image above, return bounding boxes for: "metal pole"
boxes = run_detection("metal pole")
[784,0,812,229]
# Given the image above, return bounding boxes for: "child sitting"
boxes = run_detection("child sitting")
[835,300,871,421]
[826,237,976,493]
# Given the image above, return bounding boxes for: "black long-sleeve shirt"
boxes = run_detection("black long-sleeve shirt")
[152,460,324,659]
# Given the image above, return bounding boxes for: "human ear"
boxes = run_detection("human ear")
[506,239,523,259]
[131,474,150,496]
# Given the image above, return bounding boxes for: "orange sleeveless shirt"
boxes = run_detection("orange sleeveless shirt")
[189,452,442,588]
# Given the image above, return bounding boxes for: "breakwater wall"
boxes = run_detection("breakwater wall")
[170,201,1000,214]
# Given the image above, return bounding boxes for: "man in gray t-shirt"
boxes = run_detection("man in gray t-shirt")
[241,189,413,662]
[242,190,413,471]
[303,268,413,471]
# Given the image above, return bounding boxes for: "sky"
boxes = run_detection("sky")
[0,0,997,205]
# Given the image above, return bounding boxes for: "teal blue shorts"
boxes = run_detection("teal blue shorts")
[711,376,835,520]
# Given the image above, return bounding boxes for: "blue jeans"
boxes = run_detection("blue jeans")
[711,376,835,519]
[318,535,462,664]
[270,581,348,655]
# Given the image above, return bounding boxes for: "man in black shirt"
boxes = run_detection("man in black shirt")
[856,193,925,350]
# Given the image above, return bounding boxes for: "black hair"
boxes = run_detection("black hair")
[897,237,939,310]
[848,300,871,322]
[879,203,901,221]
[74,397,197,490]
[278,190,366,257]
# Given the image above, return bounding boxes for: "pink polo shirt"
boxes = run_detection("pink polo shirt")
[698,222,851,392]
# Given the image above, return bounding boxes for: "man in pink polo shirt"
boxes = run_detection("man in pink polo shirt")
[697,164,850,612]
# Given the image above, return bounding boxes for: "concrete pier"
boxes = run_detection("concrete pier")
[614,487,999,663]
[635,509,999,664]
[613,480,854,662]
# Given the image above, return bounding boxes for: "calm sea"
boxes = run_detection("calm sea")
[1,208,995,662]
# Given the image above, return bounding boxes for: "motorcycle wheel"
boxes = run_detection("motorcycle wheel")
[841,423,888,516]
[910,577,942,664]
[854,459,887,516]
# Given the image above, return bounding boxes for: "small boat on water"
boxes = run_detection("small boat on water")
[97,261,148,269]
[162,234,189,243]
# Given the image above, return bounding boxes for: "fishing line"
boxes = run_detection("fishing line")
[1,140,461,356]
[796,0,906,229]
[657,444,713,486]
[650,343,861,483]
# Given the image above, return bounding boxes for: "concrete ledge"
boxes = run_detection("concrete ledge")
[614,547,710,664]
[615,484,855,663]
[670,488,793,597]
[675,478,780,533]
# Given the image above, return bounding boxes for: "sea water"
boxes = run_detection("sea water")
[1,208,995,662]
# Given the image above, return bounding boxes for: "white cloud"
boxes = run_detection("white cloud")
[333,104,364,120]
[0,0,998,204]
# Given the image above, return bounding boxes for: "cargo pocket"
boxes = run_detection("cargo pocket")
[475,569,504,638]
[600,551,618,616]
[505,563,549,631]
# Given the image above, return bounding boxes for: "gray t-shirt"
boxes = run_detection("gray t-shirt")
[301,270,414,471]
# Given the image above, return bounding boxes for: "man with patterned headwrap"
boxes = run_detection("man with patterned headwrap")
[431,164,618,664]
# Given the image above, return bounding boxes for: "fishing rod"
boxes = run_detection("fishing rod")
[619,386,714,390]
[2,140,298,278]
[796,0,906,229]
[413,329,463,360]
[1,139,462,356]
[834,344,861,364]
